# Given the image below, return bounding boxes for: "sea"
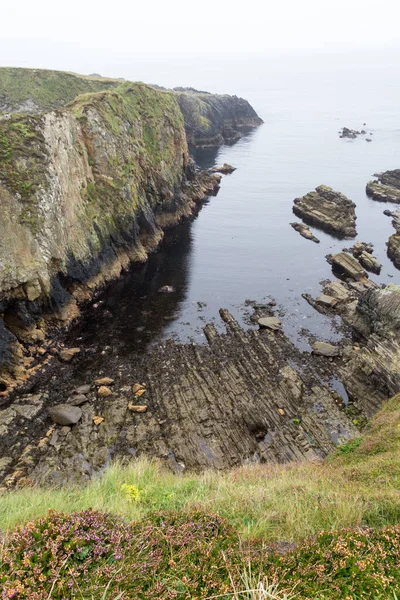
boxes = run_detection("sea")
[68,48,400,359]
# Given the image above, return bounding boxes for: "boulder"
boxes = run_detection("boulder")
[357,251,382,274]
[293,185,357,238]
[59,348,80,362]
[331,252,367,281]
[48,404,82,425]
[312,342,340,357]
[74,384,91,395]
[211,163,236,174]
[258,317,281,331]
[290,222,320,243]
[68,394,88,407]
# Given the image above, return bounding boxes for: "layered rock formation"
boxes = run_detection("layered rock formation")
[0,82,219,385]
[0,310,359,487]
[293,185,357,238]
[366,170,400,203]
[173,89,263,147]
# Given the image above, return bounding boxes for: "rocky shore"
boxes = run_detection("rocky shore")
[293,185,357,238]
[366,169,400,203]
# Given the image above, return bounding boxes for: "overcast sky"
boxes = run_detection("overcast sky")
[2,0,400,80]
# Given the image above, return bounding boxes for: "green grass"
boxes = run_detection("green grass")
[0,67,119,112]
[1,395,399,598]
[1,394,400,541]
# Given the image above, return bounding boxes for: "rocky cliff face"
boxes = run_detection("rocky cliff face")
[173,89,263,147]
[0,68,263,148]
[0,82,219,385]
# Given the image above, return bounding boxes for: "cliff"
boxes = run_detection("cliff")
[0,82,218,384]
[0,68,263,147]
[174,87,263,146]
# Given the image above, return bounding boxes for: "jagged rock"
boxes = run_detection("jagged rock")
[388,233,400,269]
[59,348,81,362]
[331,252,367,281]
[312,342,340,357]
[384,209,393,217]
[97,386,113,397]
[211,163,236,174]
[258,316,282,331]
[339,127,362,139]
[94,377,114,386]
[290,222,320,243]
[315,295,338,308]
[132,383,146,395]
[293,185,357,238]
[357,251,382,274]
[342,284,400,416]
[323,281,351,302]
[351,241,374,255]
[366,170,400,203]
[48,405,82,426]
[14,403,43,419]
[392,212,400,231]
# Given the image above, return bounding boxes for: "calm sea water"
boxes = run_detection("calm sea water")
[69,49,400,356]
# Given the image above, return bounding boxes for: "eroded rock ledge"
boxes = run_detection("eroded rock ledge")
[366,170,400,203]
[293,185,357,238]
[0,309,360,487]
[0,82,220,387]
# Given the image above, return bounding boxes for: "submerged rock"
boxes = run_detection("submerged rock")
[312,342,340,357]
[366,170,400,203]
[293,185,357,238]
[290,222,320,243]
[258,316,282,330]
[48,404,82,425]
[339,127,364,139]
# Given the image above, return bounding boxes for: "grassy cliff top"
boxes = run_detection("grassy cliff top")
[0,67,120,112]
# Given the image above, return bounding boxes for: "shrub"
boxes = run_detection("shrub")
[267,525,400,599]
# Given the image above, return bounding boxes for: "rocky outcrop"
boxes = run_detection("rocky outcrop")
[349,242,382,274]
[0,82,219,384]
[0,310,359,487]
[339,127,367,139]
[290,222,320,243]
[293,185,357,238]
[342,285,400,416]
[388,233,400,269]
[174,89,263,147]
[366,170,400,203]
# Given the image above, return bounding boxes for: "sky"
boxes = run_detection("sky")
[2,0,400,84]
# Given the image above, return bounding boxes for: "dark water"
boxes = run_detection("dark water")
[69,49,400,358]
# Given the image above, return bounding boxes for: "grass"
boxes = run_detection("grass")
[0,395,399,598]
[1,394,399,540]
[0,67,119,112]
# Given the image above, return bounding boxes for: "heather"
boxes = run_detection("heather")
[0,395,399,598]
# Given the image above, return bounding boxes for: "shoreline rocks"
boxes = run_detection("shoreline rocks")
[366,170,400,203]
[388,233,400,269]
[290,222,320,243]
[293,185,357,238]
